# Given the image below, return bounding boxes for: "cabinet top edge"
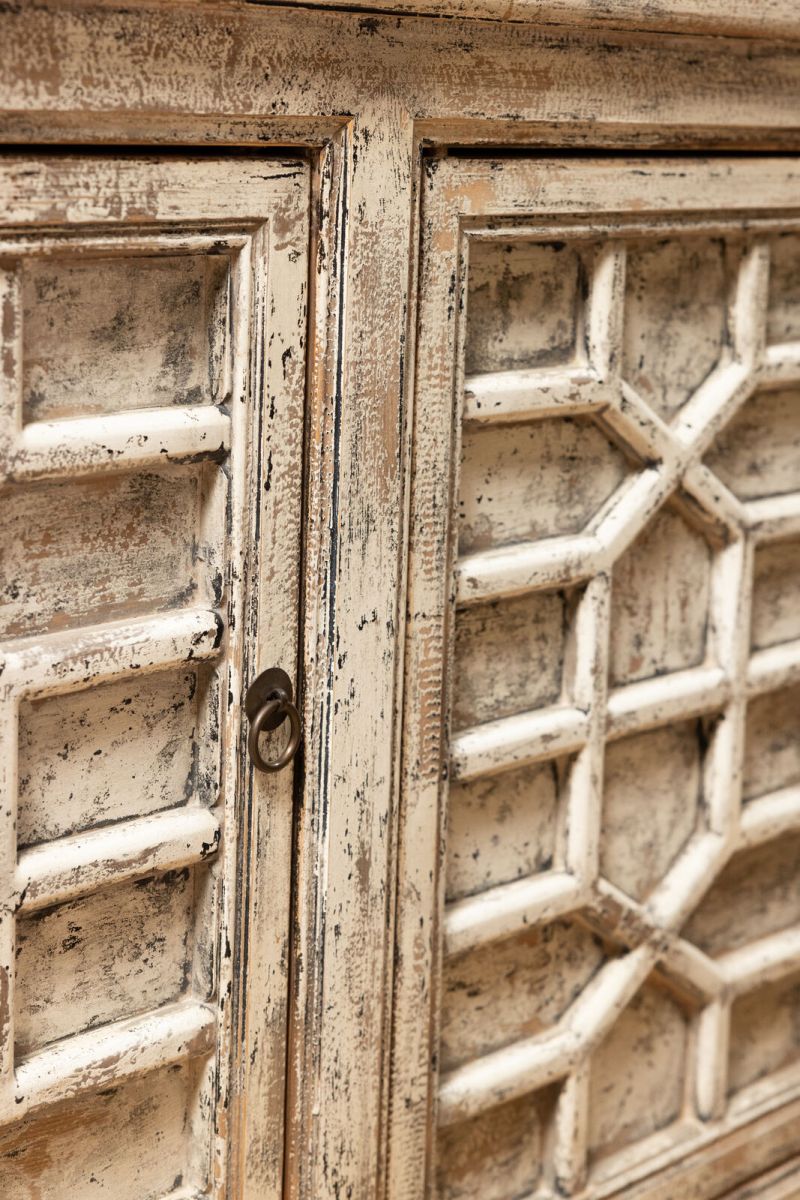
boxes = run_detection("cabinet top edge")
[249,0,800,42]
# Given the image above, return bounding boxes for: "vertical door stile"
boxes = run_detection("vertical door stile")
[0,260,21,1121]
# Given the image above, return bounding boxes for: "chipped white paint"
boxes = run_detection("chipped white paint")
[1,5,800,1200]
[274,0,800,39]
[393,156,800,1200]
[0,156,309,1197]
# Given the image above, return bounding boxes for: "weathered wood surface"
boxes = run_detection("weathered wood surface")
[1,5,800,1200]
[3,5,800,149]
[0,156,309,1197]
[270,0,800,40]
[394,154,800,1200]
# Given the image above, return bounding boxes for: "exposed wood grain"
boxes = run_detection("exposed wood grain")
[3,5,800,149]
[260,0,800,41]
[393,153,800,1200]
[2,7,800,1199]
[597,1098,800,1198]
[0,1064,200,1200]
[0,155,310,1199]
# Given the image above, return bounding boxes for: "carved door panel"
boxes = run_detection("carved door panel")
[0,156,309,1198]
[394,157,800,1200]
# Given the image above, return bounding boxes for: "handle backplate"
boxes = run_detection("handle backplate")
[245,667,301,773]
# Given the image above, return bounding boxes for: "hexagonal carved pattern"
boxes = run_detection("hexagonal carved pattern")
[435,220,800,1198]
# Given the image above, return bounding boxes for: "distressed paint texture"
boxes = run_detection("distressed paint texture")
[2,6,800,1200]
[0,156,309,1200]
[21,253,229,421]
[0,1064,201,1200]
[17,667,208,846]
[394,154,800,1200]
[255,0,800,39]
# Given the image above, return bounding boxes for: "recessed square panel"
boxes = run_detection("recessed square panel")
[0,466,209,638]
[0,1066,198,1200]
[729,974,800,1099]
[683,834,800,957]
[452,590,572,729]
[445,757,568,903]
[441,919,607,1072]
[729,971,800,1094]
[458,418,628,553]
[751,539,800,651]
[436,1089,557,1200]
[465,240,587,375]
[767,233,800,346]
[17,667,215,847]
[15,869,195,1057]
[21,252,230,422]
[588,981,689,1160]
[705,386,800,500]
[610,506,713,686]
[743,684,800,801]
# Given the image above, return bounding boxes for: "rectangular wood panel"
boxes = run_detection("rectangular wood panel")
[0,155,309,1199]
[392,156,800,1200]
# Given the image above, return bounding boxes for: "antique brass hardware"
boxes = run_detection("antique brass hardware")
[245,667,302,773]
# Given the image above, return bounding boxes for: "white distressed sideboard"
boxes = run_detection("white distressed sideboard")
[0,4,799,1199]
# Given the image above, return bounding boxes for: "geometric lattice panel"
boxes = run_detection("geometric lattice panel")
[408,163,800,1200]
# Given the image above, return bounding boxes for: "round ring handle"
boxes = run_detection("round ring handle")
[247,695,302,774]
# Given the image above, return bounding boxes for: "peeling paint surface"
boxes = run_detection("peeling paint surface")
[0,155,310,1198]
[0,6,800,1199]
[394,155,800,1200]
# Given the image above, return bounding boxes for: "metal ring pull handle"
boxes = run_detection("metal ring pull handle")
[245,667,302,774]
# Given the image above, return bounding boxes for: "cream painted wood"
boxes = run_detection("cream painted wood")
[394,156,800,1200]
[280,0,800,40]
[0,156,309,1198]
[1,5,800,1200]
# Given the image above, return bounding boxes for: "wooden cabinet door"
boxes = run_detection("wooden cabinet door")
[0,155,309,1199]
[393,157,800,1200]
